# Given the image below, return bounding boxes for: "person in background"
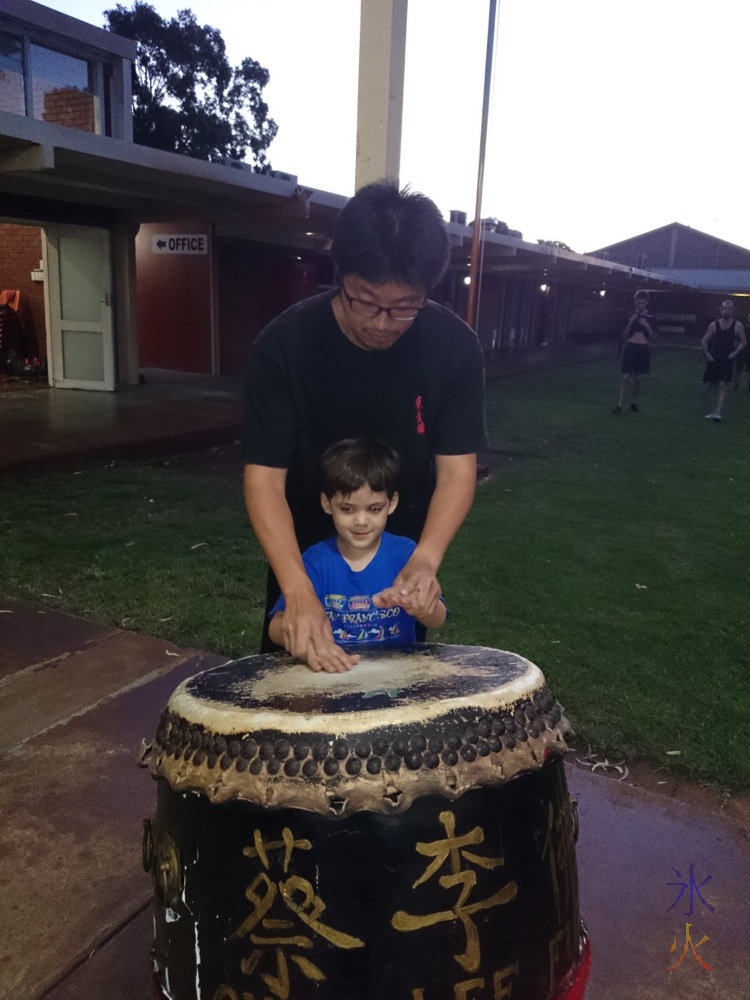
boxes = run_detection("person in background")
[613,290,657,415]
[243,180,486,672]
[701,299,746,421]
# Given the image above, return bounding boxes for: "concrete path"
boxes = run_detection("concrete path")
[0,369,243,474]
[0,597,225,1000]
[1,597,747,1000]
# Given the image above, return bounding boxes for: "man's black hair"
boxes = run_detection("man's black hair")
[320,437,401,499]
[331,179,450,290]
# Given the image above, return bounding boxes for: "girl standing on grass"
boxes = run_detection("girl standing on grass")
[613,290,657,415]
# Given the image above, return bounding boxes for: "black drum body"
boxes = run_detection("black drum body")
[142,644,590,1000]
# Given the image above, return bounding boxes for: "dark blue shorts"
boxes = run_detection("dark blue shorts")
[621,342,650,375]
[703,359,733,384]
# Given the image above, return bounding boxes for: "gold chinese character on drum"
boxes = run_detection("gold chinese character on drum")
[141,644,591,1000]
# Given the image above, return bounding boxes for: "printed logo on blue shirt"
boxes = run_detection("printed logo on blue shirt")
[347,595,371,611]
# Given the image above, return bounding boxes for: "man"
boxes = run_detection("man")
[613,291,657,414]
[242,180,487,673]
[701,300,746,421]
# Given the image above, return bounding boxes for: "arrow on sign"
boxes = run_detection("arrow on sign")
[156,239,167,249]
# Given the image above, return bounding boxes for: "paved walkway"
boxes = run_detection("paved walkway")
[0,369,243,474]
[1,597,748,1000]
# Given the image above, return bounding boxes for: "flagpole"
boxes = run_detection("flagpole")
[465,0,498,330]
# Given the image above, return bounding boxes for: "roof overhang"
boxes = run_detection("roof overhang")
[0,112,694,287]
[0,111,346,248]
[443,224,687,290]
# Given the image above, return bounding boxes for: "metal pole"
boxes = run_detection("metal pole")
[465,0,498,330]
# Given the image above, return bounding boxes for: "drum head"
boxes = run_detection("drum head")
[144,643,571,815]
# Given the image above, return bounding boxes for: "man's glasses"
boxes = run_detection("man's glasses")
[340,282,426,323]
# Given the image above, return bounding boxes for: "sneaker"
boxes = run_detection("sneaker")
[713,414,722,422]
[705,413,721,421]
[612,405,621,415]
[630,403,639,412]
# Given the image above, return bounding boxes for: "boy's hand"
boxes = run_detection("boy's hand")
[280,591,359,673]
[373,554,442,619]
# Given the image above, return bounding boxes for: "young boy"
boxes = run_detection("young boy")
[268,438,447,652]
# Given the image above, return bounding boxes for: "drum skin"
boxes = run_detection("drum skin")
[143,645,588,1000]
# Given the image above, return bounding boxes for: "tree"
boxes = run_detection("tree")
[538,239,574,252]
[105,2,278,168]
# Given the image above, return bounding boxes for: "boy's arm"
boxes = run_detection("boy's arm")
[415,598,448,631]
[268,611,285,647]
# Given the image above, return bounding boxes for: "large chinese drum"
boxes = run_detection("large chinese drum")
[142,644,590,1000]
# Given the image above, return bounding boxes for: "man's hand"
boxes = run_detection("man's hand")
[372,552,442,620]
[279,590,359,673]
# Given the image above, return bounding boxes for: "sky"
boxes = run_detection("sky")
[44,0,750,254]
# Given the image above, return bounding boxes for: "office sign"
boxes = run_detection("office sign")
[152,234,208,255]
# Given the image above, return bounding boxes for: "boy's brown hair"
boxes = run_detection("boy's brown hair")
[320,437,401,499]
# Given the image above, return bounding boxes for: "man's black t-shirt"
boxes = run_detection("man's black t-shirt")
[243,291,487,550]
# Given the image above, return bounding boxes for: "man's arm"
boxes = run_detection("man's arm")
[641,314,657,339]
[373,453,477,618]
[701,323,715,360]
[243,464,358,672]
[730,322,747,359]
[622,314,638,340]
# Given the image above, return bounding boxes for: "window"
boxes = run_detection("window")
[0,31,25,116]
[30,43,96,132]
[0,28,107,135]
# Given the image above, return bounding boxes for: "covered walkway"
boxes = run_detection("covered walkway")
[0,369,243,473]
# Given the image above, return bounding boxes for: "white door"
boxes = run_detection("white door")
[44,224,114,391]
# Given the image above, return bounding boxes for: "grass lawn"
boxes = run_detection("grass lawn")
[1,345,748,791]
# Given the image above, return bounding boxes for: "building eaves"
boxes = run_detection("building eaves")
[0,110,347,227]
[445,224,683,287]
[1,0,137,60]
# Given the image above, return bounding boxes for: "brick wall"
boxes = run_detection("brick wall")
[0,224,45,357]
[40,87,96,133]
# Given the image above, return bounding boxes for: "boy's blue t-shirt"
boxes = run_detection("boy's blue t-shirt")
[270,532,431,646]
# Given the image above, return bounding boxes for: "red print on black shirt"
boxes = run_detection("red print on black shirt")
[415,395,425,435]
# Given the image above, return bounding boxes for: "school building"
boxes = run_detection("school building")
[1,0,728,396]
[588,223,750,339]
